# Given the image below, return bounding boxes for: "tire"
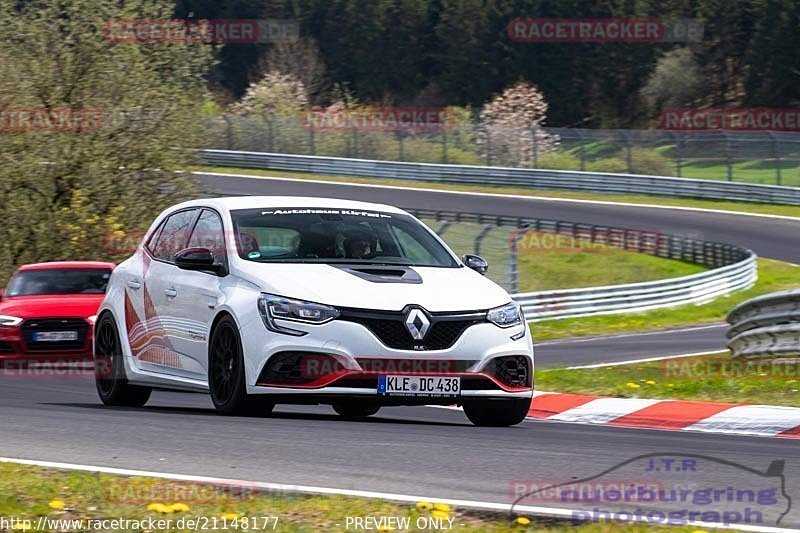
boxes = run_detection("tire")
[209,315,275,416]
[462,397,531,427]
[332,400,380,419]
[94,313,151,407]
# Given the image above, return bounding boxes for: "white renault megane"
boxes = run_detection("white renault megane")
[93,197,534,426]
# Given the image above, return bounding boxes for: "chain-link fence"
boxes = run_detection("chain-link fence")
[204,115,800,187]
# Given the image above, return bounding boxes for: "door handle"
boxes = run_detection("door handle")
[127,280,141,290]
[164,288,178,298]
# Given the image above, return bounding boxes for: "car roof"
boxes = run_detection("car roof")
[18,261,116,271]
[169,196,410,215]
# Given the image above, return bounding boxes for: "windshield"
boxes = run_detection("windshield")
[231,208,458,268]
[5,269,112,296]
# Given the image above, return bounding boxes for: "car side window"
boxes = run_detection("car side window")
[150,209,199,263]
[188,209,226,265]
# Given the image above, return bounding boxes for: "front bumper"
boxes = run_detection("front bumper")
[0,324,93,362]
[241,316,534,402]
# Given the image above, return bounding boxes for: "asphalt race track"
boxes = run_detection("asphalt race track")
[2,378,799,528]
[534,324,729,368]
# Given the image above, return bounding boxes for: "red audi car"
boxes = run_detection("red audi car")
[0,261,115,362]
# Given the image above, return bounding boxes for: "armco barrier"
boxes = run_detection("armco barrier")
[726,290,800,357]
[201,149,800,205]
[407,210,757,321]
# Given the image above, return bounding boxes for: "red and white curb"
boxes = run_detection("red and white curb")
[530,391,800,439]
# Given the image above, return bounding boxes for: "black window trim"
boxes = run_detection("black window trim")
[144,207,201,264]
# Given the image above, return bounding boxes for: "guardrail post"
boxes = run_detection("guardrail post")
[624,131,633,173]
[397,132,405,161]
[576,130,586,171]
[265,116,274,153]
[474,224,494,255]
[770,132,783,186]
[673,132,683,177]
[223,115,233,150]
[505,229,524,294]
[531,127,539,169]
[442,129,448,164]
[724,132,733,181]
[485,128,492,166]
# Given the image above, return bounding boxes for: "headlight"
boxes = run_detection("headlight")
[486,302,522,328]
[0,315,22,327]
[87,315,98,325]
[258,294,340,336]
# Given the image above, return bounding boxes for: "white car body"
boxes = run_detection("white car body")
[95,196,534,423]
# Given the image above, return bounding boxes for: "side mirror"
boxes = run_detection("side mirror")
[175,248,225,275]
[463,254,488,275]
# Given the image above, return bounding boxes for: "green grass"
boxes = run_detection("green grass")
[678,160,800,187]
[0,463,725,532]
[530,259,800,341]
[537,353,800,407]
[417,220,706,292]
[193,165,800,218]
[515,243,705,292]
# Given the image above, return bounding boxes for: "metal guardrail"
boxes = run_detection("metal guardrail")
[408,210,757,321]
[726,290,800,357]
[201,149,800,205]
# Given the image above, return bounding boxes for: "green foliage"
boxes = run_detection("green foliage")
[182,0,797,127]
[0,0,213,281]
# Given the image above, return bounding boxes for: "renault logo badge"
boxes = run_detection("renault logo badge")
[405,308,430,340]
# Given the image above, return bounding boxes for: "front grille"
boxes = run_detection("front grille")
[21,318,89,352]
[339,308,484,351]
[355,358,477,374]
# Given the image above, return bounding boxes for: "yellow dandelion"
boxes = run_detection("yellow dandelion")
[11,523,30,531]
[668,383,675,387]
[416,501,433,511]
[377,524,393,532]
[169,503,190,513]
[645,380,656,385]
[146,503,173,514]
[221,513,240,521]
[516,516,531,526]
[605,367,614,370]
[433,503,451,512]
[788,379,797,383]
[431,510,450,520]
[626,382,641,389]
[49,500,66,510]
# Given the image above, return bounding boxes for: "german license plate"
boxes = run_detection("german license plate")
[33,331,78,342]
[378,375,460,397]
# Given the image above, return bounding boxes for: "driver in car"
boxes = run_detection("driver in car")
[344,231,373,259]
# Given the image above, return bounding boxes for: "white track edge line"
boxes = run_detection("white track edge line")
[193,171,800,222]
[0,457,791,533]
[565,350,724,369]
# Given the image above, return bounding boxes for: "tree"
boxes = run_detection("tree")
[477,81,558,167]
[230,71,309,116]
[639,48,705,114]
[259,37,330,105]
[0,0,213,281]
